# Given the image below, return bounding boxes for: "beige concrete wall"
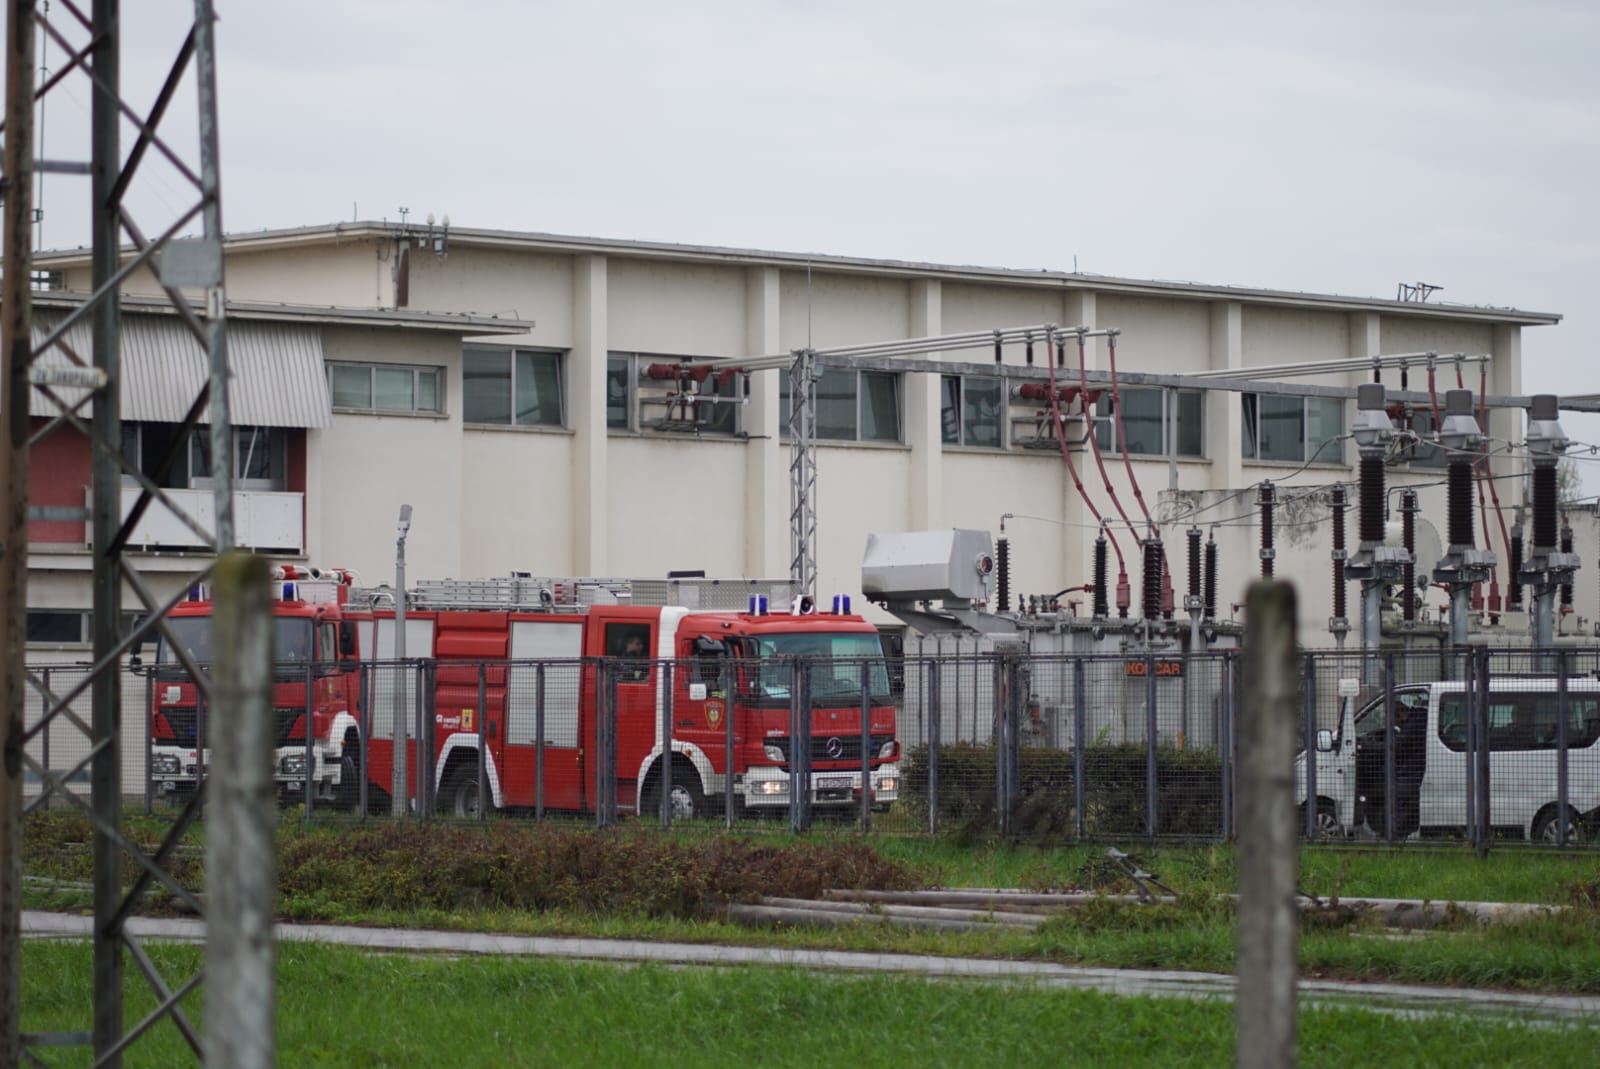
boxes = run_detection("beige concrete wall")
[778,269,909,349]
[458,427,575,573]
[607,258,749,356]
[605,435,747,575]
[1242,305,1352,367]
[1098,294,1212,374]
[1377,316,1495,359]
[942,282,1070,337]
[411,248,575,344]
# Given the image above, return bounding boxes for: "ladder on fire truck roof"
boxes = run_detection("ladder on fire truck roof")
[350,575,798,613]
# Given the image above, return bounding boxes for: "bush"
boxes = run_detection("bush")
[900,742,1224,841]
[276,823,925,918]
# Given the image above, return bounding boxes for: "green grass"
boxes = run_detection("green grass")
[22,811,1600,996]
[20,940,1599,1068]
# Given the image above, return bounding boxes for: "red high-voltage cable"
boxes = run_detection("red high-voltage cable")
[1106,333,1157,536]
[1046,336,1129,574]
[1455,362,1500,612]
[1076,332,1141,542]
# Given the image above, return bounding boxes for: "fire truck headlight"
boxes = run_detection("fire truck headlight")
[877,739,898,760]
[877,776,898,794]
[151,753,180,776]
[279,753,307,776]
[753,780,787,796]
[763,744,784,763]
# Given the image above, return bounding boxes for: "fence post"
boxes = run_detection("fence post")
[723,659,735,830]
[142,669,154,815]
[992,657,1006,835]
[1463,649,1478,848]
[1382,653,1396,841]
[789,658,812,833]
[1219,652,1233,840]
[1557,649,1571,844]
[1474,647,1491,857]
[1235,580,1299,1069]
[205,552,277,1069]
[1073,657,1086,841]
[302,661,314,819]
[598,661,616,829]
[421,661,437,819]
[1145,651,1157,840]
[1303,652,1317,840]
[196,681,208,820]
[927,659,940,838]
[660,660,674,828]
[535,663,546,823]
[358,662,370,820]
[477,661,488,823]
[859,669,872,832]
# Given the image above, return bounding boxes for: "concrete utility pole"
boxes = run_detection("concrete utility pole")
[1236,580,1299,1069]
[205,554,277,1069]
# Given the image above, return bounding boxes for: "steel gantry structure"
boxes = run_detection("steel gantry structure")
[0,2,272,1066]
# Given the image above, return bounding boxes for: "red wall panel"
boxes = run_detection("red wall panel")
[28,417,90,544]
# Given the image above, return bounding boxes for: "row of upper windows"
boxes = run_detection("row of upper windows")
[327,349,1354,464]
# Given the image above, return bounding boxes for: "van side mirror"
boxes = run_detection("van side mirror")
[1315,729,1334,753]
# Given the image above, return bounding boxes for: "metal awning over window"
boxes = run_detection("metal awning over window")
[29,310,332,428]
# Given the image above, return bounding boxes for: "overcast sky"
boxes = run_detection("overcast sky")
[31,1,1600,492]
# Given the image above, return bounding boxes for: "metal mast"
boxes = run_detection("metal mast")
[787,348,818,596]
[3,3,243,1064]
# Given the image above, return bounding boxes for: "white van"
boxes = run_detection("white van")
[1296,678,1600,842]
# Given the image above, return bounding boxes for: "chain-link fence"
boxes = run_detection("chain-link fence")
[41,643,1600,846]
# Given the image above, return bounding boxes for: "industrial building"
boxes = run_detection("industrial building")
[23,221,1593,664]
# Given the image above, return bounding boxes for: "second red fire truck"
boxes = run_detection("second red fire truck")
[147,571,901,818]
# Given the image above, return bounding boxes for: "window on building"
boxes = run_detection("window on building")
[611,352,744,435]
[191,426,288,489]
[462,347,564,427]
[122,423,288,491]
[26,610,142,645]
[779,369,900,442]
[328,362,443,414]
[1241,394,1344,464]
[941,374,1004,448]
[1093,388,1204,457]
[606,354,633,430]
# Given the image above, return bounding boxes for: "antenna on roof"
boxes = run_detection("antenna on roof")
[1396,281,1441,302]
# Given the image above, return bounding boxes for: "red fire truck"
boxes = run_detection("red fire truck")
[355,575,900,819]
[145,565,367,807]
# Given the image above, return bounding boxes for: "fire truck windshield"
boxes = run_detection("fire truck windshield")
[751,632,890,701]
[157,617,316,667]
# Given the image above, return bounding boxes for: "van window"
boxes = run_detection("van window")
[1355,689,1426,741]
[1438,695,1467,750]
[1529,696,1600,750]
[1438,691,1600,753]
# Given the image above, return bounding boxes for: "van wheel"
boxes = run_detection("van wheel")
[1533,806,1584,845]
[1301,800,1343,839]
[445,762,486,819]
[643,762,704,822]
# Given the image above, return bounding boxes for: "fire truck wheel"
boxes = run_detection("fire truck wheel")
[644,762,705,821]
[444,763,485,819]
[335,749,361,812]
